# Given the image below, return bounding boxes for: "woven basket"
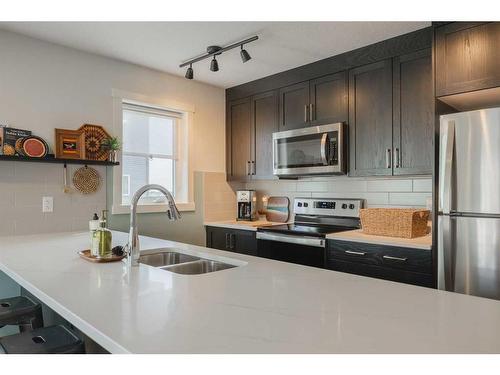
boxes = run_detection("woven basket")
[360,208,430,238]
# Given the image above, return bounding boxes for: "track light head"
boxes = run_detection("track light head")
[185,64,194,79]
[240,45,251,63]
[210,57,219,72]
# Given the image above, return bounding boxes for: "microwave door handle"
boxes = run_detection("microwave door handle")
[440,120,455,214]
[320,133,329,165]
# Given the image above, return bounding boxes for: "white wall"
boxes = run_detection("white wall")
[0,29,226,240]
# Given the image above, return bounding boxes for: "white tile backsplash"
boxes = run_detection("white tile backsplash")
[246,176,432,211]
[0,162,107,236]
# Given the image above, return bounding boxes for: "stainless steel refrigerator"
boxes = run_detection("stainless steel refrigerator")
[438,107,500,300]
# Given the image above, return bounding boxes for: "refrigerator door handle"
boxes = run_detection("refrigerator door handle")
[440,120,455,214]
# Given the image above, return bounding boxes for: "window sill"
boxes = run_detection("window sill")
[112,202,195,215]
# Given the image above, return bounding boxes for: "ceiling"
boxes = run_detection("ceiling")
[0,22,430,88]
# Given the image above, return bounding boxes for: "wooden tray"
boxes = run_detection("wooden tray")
[78,249,125,263]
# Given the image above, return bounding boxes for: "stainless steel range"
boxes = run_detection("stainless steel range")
[256,197,364,268]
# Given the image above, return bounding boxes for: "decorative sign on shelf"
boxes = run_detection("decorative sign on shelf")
[55,128,86,160]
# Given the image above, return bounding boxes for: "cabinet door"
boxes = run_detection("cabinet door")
[206,227,230,251]
[278,81,310,130]
[227,98,252,181]
[349,60,393,177]
[436,22,500,96]
[251,91,278,179]
[393,49,433,175]
[310,71,348,126]
[231,230,257,256]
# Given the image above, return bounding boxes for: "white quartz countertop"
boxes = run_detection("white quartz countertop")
[326,229,432,250]
[1,230,500,353]
[204,220,285,231]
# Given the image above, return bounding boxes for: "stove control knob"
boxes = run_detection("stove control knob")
[303,202,308,207]
[297,202,303,207]
[349,204,355,209]
[341,203,348,209]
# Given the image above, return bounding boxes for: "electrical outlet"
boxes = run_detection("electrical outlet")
[42,196,53,213]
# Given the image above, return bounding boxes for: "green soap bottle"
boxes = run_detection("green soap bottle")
[92,210,112,258]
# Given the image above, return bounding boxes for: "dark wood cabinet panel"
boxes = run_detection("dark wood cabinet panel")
[310,71,348,126]
[206,227,257,256]
[251,91,278,179]
[279,81,310,130]
[326,240,433,288]
[349,59,393,176]
[436,22,500,96]
[393,49,433,175]
[227,98,252,181]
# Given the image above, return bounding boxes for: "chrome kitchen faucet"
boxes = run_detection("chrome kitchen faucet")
[125,184,181,267]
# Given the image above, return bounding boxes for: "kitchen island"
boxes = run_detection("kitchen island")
[1,231,500,353]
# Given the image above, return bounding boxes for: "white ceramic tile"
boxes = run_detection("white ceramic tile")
[412,179,432,192]
[327,179,367,192]
[14,185,45,207]
[389,192,432,206]
[367,179,413,192]
[295,181,329,192]
[0,183,15,207]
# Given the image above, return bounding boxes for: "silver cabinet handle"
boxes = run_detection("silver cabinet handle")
[345,250,366,256]
[246,161,251,176]
[225,233,230,249]
[394,148,400,168]
[309,103,314,121]
[383,255,407,262]
[386,148,392,169]
[304,104,308,122]
[251,160,255,175]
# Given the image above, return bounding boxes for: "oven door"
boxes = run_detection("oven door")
[273,122,346,177]
[256,232,326,268]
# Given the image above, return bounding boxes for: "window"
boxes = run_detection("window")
[112,91,194,214]
[121,103,180,205]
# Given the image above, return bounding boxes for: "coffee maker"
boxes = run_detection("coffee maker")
[237,190,257,221]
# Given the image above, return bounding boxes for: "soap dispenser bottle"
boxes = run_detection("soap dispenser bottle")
[92,210,112,258]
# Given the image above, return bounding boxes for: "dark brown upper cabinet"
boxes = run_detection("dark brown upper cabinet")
[279,72,348,130]
[435,22,500,97]
[393,49,433,175]
[227,91,278,181]
[226,97,252,181]
[251,91,279,179]
[349,59,393,177]
[278,81,310,130]
[310,71,348,126]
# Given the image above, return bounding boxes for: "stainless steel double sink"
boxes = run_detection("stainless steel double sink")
[139,250,237,275]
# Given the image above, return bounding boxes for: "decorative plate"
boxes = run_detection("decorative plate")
[72,166,101,194]
[22,136,49,158]
[78,250,125,263]
[78,124,111,161]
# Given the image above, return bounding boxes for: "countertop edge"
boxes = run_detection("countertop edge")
[326,230,432,250]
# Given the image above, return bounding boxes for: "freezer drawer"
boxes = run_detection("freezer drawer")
[438,215,500,300]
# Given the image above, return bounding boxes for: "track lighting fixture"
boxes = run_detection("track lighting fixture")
[240,45,251,63]
[180,35,258,79]
[185,64,193,79]
[210,56,219,72]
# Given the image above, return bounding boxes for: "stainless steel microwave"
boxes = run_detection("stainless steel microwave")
[273,123,347,177]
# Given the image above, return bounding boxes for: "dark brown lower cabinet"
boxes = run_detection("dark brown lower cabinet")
[205,226,257,256]
[326,240,433,288]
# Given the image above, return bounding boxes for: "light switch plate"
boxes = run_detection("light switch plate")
[42,196,53,213]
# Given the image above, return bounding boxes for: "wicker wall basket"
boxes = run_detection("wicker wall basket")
[360,208,430,239]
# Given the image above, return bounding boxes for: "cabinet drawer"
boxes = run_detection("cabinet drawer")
[327,259,433,288]
[327,240,432,274]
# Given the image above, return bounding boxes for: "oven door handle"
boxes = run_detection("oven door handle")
[320,133,330,166]
[256,232,325,248]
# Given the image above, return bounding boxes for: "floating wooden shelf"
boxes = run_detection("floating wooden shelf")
[0,154,119,166]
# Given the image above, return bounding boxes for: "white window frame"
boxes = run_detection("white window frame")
[111,89,195,214]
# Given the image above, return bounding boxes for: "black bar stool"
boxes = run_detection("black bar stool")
[0,296,44,332]
[0,325,85,354]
